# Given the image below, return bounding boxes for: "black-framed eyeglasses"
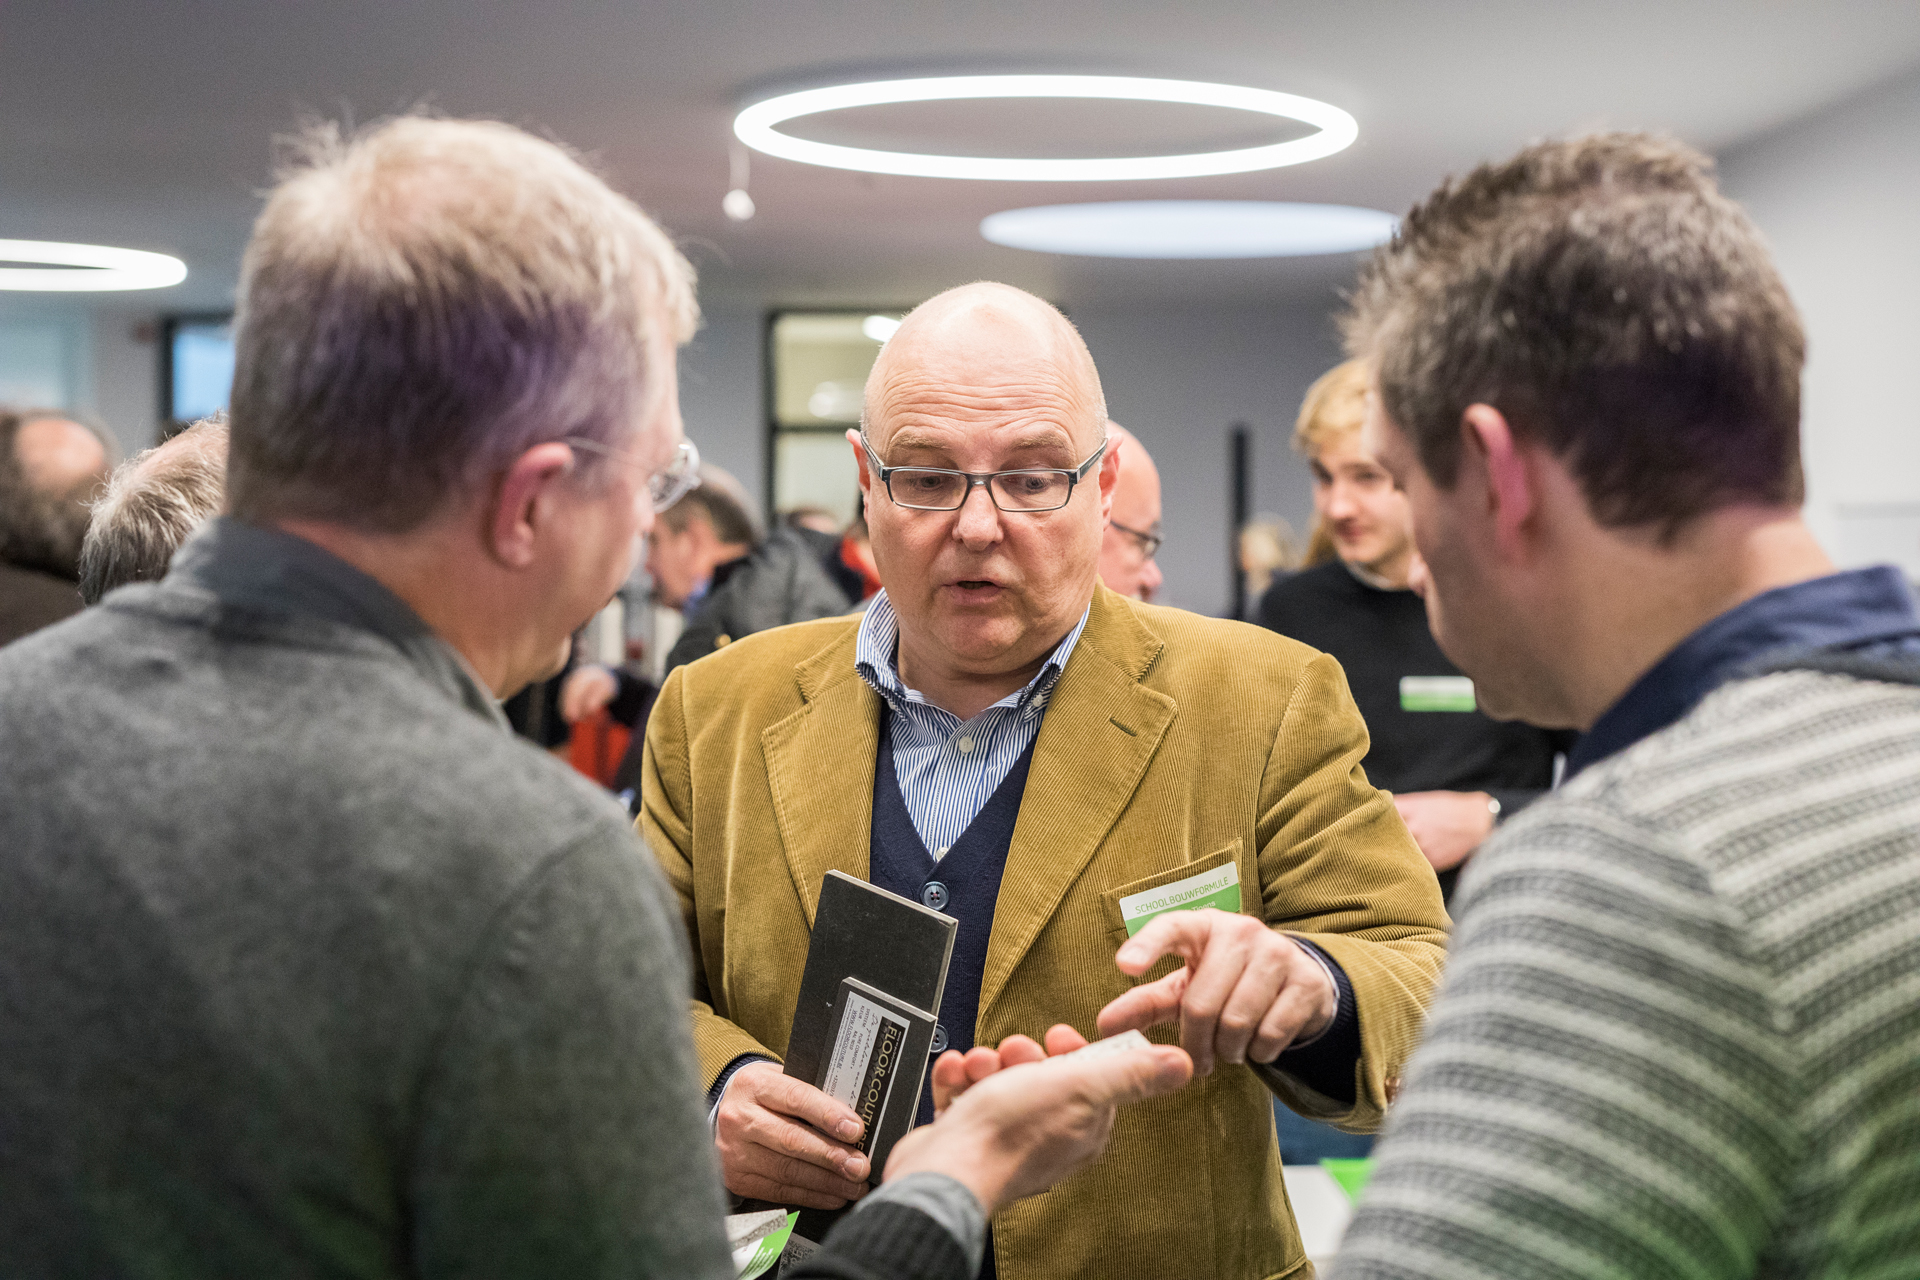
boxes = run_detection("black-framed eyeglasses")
[859,431,1106,513]
[1109,518,1163,560]
[563,436,701,512]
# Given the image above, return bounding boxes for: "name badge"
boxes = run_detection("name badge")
[1118,862,1241,936]
[1400,675,1476,712]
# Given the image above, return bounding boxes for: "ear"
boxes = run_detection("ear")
[487,441,580,569]
[1096,434,1121,520]
[847,427,874,502]
[1460,404,1534,559]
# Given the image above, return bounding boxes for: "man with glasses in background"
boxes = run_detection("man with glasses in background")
[643,281,1449,1279]
[1097,422,1164,602]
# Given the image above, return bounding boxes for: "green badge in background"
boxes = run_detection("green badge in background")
[1400,675,1476,712]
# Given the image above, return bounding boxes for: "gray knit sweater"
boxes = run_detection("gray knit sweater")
[1333,664,1920,1279]
[0,518,975,1280]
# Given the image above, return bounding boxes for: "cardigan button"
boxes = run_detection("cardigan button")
[931,1024,949,1054]
[921,881,950,911]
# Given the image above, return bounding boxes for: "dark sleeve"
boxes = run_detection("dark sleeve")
[1485,786,1546,819]
[665,605,723,676]
[409,830,735,1280]
[707,1051,779,1110]
[1266,939,1360,1106]
[604,669,657,728]
[787,1202,973,1280]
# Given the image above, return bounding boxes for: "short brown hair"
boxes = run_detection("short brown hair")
[658,465,760,547]
[1344,133,1805,537]
[228,116,697,534]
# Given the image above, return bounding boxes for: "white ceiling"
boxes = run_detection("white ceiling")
[5,0,1919,311]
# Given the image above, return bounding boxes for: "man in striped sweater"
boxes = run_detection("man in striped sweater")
[1330,133,1920,1278]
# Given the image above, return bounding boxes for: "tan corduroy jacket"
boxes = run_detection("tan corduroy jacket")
[642,585,1449,1280]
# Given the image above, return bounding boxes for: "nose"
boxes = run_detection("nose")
[1324,479,1359,521]
[951,478,1003,547]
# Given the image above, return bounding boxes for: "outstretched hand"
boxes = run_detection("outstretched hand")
[929,1024,1089,1114]
[886,1026,1192,1214]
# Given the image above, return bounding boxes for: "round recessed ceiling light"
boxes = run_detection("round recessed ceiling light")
[980,201,1399,258]
[0,239,187,291]
[733,75,1357,181]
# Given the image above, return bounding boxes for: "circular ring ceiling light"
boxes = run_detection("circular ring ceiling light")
[0,239,187,291]
[733,75,1358,181]
[980,201,1399,258]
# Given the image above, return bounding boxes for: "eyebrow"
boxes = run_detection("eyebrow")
[884,428,1079,458]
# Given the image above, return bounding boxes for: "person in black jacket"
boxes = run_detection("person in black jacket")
[559,465,854,764]
[1258,359,1572,905]
[1258,360,1571,1167]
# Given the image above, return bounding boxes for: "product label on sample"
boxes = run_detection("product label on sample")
[1118,862,1242,936]
[728,1211,797,1279]
[1400,675,1476,712]
[820,990,908,1155]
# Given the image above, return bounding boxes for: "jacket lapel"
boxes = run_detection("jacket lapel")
[762,630,883,926]
[979,587,1176,1020]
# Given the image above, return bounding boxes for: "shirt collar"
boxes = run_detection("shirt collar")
[167,516,509,731]
[1341,558,1407,593]
[855,588,1089,718]
[1566,565,1920,779]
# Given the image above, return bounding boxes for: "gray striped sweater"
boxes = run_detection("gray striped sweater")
[1333,666,1920,1280]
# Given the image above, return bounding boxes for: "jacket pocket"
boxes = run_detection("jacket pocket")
[1098,840,1245,945]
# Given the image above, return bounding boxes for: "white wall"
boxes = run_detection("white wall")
[1719,67,1920,578]
[1073,303,1341,615]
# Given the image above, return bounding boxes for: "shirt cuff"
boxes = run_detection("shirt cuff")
[1281,937,1346,1049]
[707,1052,779,1132]
[855,1172,986,1278]
[1270,937,1361,1107]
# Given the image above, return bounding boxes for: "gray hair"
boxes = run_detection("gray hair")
[226,115,698,534]
[80,417,230,604]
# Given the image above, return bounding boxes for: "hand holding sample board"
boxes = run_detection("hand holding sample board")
[784,872,957,1177]
[777,872,956,1253]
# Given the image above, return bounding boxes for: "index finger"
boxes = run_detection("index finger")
[759,1071,865,1144]
[1114,909,1226,975]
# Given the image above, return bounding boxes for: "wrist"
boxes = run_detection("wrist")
[1477,791,1499,836]
[887,1124,1016,1215]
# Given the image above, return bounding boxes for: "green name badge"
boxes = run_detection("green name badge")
[1400,675,1476,712]
[1118,862,1242,936]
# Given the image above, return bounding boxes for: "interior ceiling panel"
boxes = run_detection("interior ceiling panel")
[3,0,1917,310]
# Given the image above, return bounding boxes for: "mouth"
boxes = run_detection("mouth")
[944,577,1008,603]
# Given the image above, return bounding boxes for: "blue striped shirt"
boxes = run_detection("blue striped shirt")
[855,591,1088,860]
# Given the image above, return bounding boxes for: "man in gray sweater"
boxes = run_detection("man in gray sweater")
[1327,134,1920,1277]
[0,115,1189,1279]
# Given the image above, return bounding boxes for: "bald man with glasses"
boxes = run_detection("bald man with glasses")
[1097,422,1164,602]
[642,282,1448,1280]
